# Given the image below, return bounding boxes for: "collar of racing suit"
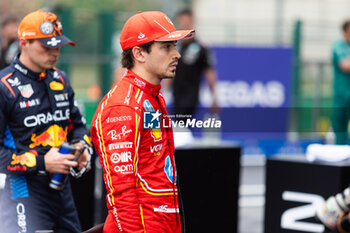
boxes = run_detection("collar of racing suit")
[122,69,161,97]
[12,54,47,80]
[123,68,176,160]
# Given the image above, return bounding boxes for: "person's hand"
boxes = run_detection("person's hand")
[211,101,220,114]
[44,147,77,174]
[73,142,92,172]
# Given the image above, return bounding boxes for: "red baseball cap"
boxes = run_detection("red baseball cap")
[18,9,75,48]
[120,11,195,51]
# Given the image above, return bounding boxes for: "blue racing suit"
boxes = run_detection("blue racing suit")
[0,55,90,233]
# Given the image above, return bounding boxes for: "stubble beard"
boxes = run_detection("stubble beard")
[163,64,177,79]
[163,70,176,79]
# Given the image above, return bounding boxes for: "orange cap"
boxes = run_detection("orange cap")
[18,9,75,48]
[120,11,195,51]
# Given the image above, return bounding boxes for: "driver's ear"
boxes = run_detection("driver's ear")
[132,46,146,63]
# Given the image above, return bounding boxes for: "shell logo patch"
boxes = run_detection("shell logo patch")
[49,81,64,91]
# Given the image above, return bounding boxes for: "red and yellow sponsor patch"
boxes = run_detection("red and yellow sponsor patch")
[83,134,92,146]
[10,151,37,167]
[30,124,68,148]
[49,81,64,91]
[151,128,162,141]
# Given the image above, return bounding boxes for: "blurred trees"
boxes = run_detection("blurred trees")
[0,0,192,56]
[0,0,43,22]
[57,0,166,12]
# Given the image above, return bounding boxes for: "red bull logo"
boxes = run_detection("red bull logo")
[10,151,36,167]
[29,124,67,148]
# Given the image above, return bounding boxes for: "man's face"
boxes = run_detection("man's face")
[22,39,60,72]
[2,21,18,42]
[344,27,350,42]
[176,14,193,30]
[143,41,181,80]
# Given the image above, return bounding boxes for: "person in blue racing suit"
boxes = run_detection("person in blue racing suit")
[0,9,92,233]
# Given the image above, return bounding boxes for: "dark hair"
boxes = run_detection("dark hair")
[121,41,154,69]
[176,8,193,18]
[342,20,350,32]
[1,17,18,28]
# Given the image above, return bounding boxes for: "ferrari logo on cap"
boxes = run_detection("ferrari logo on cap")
[47,37,61,47]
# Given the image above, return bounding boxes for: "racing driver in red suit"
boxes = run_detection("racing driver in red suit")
[90,11,194,233]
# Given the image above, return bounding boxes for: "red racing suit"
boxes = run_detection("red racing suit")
[91,69,181,233]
